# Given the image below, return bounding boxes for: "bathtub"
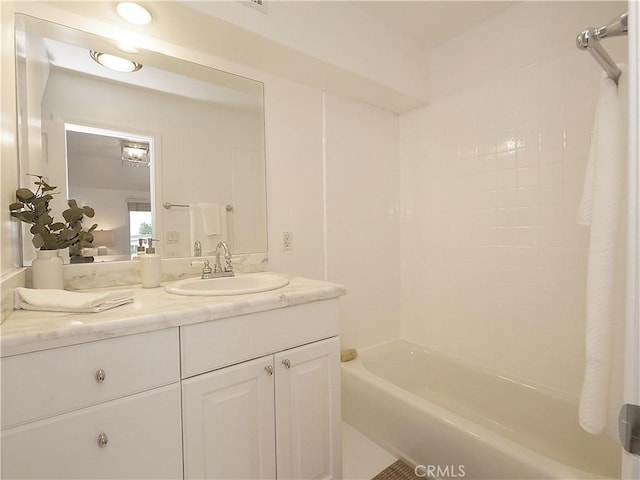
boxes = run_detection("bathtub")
[342,339,621,479]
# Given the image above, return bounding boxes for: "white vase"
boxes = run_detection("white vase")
[32,250,64,290]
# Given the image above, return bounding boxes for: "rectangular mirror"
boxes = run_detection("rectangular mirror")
[15,14,267,265]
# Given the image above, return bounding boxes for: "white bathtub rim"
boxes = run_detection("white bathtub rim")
[355,338,578,404]
[342,359,618,480]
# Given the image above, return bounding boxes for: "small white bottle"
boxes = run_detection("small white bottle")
[140,238,161,288]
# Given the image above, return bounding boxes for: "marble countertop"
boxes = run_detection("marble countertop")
[1,275,346,357]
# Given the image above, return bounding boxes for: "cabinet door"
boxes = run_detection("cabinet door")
[1,384,183,479]
[182,355,276,479]
[274,336,341,480]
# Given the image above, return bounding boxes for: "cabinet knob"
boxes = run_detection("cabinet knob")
[97,432,108,448]
[264,365,273,376]
[282,359,291,369]
[95,369,106,383]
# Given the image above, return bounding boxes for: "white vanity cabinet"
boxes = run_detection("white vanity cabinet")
[1,296,342,480]
[2,384,183,479]
[181,300,342,480]
[182,354,278,479]
[1,328,183,479]
[274,337,341,480]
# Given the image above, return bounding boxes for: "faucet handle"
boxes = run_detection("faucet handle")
[223,256,233,273]
[201,260,213,279]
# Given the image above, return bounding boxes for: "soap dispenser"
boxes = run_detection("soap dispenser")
[133,238,146,260]
[140,238,161,288]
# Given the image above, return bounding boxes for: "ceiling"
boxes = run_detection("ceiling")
[355,1,516,50]
[66,131,151,192]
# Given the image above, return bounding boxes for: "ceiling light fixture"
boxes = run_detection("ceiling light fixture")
[122,141,150,167]
[116,2,152,25]
[90,50,142,72]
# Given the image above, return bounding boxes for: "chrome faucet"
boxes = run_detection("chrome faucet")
[194,240,202,257]
[213,241,234,277]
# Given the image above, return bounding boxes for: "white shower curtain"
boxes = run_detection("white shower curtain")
[578,65,628,439]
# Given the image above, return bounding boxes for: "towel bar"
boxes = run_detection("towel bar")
[163,202,233,212]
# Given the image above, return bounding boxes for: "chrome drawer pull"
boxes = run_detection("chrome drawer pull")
[97,432,108,448]
[264,365,273,376]
[95,369,106,383]
[282,359,291,369]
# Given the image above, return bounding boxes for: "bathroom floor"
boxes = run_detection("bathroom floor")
[372,460,421,480]
[341,422,398,480]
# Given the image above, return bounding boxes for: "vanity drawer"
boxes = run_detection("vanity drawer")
[181,299,340,378]
[1,383,183,479]
[1,328,180,429]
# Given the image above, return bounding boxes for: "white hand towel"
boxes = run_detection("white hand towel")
[199,203,222,236]
[577,66,628,437]
[189,204,204,245]
[189,203,228,254]
[15,288,134,313]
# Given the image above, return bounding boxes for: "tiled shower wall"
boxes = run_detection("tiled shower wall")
[400,2,628,396]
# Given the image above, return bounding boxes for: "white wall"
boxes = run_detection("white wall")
[71,185,145,258]
[400,1,628,396]
[325,93,400,348]
[263,77,325,279]
[184,1,430,105]
[1,2,22,278]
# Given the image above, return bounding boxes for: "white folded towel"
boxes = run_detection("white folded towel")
[189,203,228,254]
[14,288,134,313]
[577,66,628,437]
[199,203,222,236]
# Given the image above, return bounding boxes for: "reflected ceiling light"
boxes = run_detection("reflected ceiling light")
[90,50,142,72]
[116,2,152,25]
[116,32,142,54]
[117,41,139,54]
[122,141,150,167]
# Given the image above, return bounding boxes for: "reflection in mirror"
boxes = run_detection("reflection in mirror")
[66,126,152,261]
[15,14,267,266]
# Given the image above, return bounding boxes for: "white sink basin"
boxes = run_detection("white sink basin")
[165,273,289,296]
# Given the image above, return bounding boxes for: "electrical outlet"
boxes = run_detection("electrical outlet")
[282,231,292,251]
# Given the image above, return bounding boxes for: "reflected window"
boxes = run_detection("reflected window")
[128,201,152,257]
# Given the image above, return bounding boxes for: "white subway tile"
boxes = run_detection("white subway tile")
[495,169,517,190]
[539,247,564,268]
[478,153,497,172]
[540,162,564,185]
[398,1,624,398]
[516,146,538,168]
[517,185,538,206]
[538,225,563,247]
[494,188,518,208]
[538,182,563,205]
[496,150,518,171]
[517,165,539,187]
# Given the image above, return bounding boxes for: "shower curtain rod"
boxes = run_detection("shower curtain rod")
[576,11,628,84]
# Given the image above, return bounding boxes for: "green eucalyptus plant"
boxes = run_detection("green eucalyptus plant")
[9,175,98,256]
